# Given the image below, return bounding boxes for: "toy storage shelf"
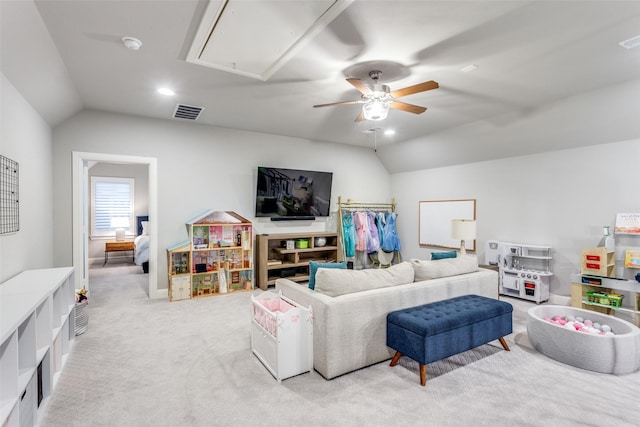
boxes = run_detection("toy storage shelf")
[255,232,339,290]
[581,247,615,277]
[251,292,313,382]
[0,267,75,427]
[167,211,254,301]
[570,273,640,327]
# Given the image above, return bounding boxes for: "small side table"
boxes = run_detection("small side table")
[104,241,135,266]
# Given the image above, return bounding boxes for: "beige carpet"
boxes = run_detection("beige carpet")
[40,262,640,426]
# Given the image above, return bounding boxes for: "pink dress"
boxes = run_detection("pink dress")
[353,211,367,252]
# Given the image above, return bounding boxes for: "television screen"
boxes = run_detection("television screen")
[255,166,333,219]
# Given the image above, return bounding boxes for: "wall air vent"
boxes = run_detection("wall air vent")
[173,104,203,121]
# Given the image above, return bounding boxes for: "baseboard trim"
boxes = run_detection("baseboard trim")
[549,293,571,306]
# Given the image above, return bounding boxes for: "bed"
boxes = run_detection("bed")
[134,215,150,273]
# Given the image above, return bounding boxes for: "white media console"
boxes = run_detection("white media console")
[0,267,76,427]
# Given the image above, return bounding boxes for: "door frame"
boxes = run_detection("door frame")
[72,151,162,298]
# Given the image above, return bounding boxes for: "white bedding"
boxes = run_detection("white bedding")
[134,234,149,266]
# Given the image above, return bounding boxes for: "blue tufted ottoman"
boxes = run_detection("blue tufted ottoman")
[386,294,512,386]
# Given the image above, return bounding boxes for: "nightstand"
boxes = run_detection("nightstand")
[104,241,135,266]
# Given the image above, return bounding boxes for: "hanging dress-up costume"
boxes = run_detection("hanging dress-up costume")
[381,212,401,252]
[366,211,380,253]
[353,211,368,252]
[342,213,356,258]
[375,212,386,249]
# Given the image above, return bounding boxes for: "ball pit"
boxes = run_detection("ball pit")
[542,314,615,336]
[527,305,640,374]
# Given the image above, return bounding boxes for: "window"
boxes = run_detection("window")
[91,176,135,238]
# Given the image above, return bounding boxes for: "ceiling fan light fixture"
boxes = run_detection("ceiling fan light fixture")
[363,100,389,121]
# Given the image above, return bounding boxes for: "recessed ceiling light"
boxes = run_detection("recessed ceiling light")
[122,36,142,51]
[157,88,175,96]
[460,64,478,73]
[384,129,396,136]
[619,35,640,50]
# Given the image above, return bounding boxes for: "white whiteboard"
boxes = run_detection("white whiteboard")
[419,199,476,250]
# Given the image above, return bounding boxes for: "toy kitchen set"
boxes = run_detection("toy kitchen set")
[486,241,553,303]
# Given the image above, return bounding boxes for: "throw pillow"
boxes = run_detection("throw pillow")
[411,255,479,281]
[314,262,415,297]
[141,221,149,235]
[308,261,347,290]
[431,250,457,260]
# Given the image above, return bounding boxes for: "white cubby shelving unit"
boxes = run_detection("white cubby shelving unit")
[1,267,75,427]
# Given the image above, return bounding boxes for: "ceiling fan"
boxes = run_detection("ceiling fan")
[313,70,439,121]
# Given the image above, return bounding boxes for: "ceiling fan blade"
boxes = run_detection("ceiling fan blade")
[354,111,365,122]
[347,78,372,95]
[313,100,360,108]
[390,80,439,98]
[389,101,427,114]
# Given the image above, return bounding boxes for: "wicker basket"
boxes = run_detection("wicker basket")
[75,300,89,335]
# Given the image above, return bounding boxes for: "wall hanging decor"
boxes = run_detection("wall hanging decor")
[0,155,19,234]
[419,199,476,250]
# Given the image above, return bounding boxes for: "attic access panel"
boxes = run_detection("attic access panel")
[187,0,353,81]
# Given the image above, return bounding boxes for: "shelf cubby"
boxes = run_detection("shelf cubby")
[0,267,75,427]
[571,273,640,326]
[256,232,340,289]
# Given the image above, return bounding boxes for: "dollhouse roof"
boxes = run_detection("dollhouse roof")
[185,210,250,225]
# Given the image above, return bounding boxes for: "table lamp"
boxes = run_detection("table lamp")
[451,219,476,255]
[111,217,129,241]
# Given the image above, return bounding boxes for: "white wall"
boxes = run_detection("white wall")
[0,73,54,281]
[52,110,391,292]
[391,138,640,296]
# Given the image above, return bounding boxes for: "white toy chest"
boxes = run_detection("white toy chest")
[251,291,313,382]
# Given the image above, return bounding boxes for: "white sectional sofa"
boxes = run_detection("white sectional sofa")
[275,256,499,380]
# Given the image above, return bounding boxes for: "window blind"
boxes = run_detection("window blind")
[91,177,134,237]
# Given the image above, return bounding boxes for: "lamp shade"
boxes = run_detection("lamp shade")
[115,229,126,241]
[451,219,476,240]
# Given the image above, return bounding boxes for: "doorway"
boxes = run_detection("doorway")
[72,151,161,298]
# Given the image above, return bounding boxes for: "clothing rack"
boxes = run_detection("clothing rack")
[337,196,396,213]
[337,196,400,265]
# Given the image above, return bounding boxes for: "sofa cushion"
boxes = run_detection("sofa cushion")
[314,262,415,297]
[431,250,457,260]
[308,261,348,290]
[411,255,479,281]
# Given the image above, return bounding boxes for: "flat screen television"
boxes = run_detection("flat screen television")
[255,166,333,220]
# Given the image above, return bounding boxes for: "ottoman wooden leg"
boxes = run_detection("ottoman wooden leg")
[499,337,511,351]
[390,351,402,367]
[419,364,427,386]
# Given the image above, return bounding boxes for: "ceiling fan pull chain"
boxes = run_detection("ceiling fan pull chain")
[374,128,377,152]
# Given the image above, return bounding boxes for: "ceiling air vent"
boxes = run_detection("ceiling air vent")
[173,104,203,120]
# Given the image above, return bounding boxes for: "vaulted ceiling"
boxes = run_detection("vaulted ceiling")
[2,1,640,173]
